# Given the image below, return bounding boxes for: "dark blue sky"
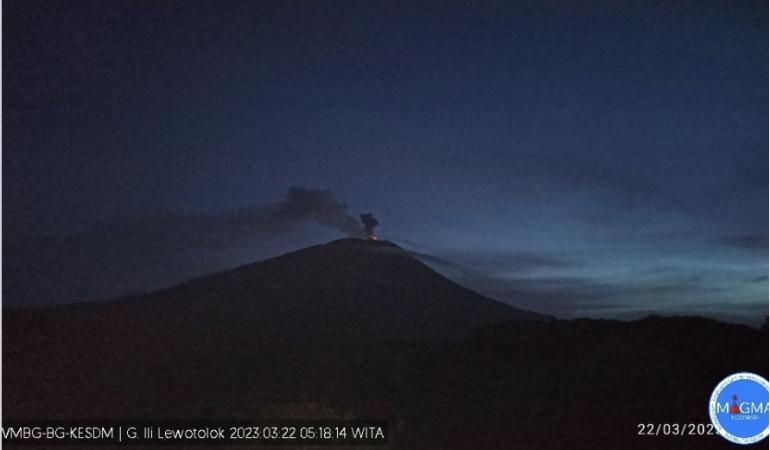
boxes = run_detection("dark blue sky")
[4,0,768,324]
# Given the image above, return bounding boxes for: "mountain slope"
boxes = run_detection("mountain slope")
[182,237,548,339]
[6,238,548,344]
[3,239,766,450]
[3,237,548,420]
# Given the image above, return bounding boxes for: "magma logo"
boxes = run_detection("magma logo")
[709,372,770,444]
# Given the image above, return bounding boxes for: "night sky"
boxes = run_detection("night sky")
[4,0,768,324]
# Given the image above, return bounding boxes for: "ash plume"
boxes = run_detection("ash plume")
[6,186,371,304]
[122,186,367,245]
[360,212,379,239]
[246,186,364,237]
[81,186,368,249]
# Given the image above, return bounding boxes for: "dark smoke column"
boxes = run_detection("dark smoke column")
[360,213,379,240]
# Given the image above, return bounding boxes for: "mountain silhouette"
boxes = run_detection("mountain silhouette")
[4,238,548,419]
[6,238,548,344]
[176,237,550,340]
[3,239,766,449]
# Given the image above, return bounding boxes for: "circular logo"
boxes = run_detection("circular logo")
[709,372,770,444]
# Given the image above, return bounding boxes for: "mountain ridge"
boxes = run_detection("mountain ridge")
[4,238,551,344]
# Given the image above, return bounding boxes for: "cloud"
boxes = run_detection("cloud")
[747,275,768,283]
[433,265,729,321]
[718,234,769,250]
[534,153,662,199]
[404,246,576,277]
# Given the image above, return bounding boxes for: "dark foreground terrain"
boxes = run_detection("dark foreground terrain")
[4,240,768,449]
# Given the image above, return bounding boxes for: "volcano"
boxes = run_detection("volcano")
[3,239,766,450]
[3,238,548,418]
[5,238,548,344]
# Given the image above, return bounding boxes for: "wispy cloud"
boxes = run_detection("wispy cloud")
[719,234,769,250]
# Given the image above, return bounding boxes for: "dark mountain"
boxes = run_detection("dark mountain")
[5,237,547,345]
[163,237,550,340]
[3,238,546,418]
[3,239,766,449]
